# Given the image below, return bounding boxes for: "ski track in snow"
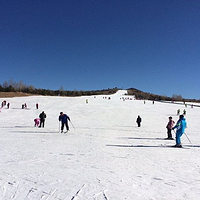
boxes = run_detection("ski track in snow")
[0,90,200,199]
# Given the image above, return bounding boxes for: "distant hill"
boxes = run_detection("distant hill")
[127,88,199,103]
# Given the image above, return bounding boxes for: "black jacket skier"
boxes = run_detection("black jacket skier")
[39,111,47,127]
[136,116,142,127]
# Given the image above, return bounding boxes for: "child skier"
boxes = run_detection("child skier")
[166,117,175,139]
[34,118,40,127]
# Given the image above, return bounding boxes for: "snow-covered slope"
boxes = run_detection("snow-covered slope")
[0,90,200,199]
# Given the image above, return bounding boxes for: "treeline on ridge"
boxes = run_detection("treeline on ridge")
[0,80,118,97]
[127,88,199,103]
[0,80,199,102]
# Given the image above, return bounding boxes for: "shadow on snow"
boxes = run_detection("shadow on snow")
[106,144,200,148]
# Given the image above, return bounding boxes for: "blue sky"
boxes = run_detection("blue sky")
[0,0,200,99]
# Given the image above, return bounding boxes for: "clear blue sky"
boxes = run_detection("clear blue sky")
[0,0,200,99]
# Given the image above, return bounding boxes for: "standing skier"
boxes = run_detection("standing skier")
[136,115,142,127]
[59,112,70,133]
[166,117,175,139]
[172,115,187,148]
[39,111,47,128]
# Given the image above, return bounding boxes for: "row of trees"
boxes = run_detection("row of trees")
[0,80,118,97]
[0,80,199,102]
[127,88,200,103]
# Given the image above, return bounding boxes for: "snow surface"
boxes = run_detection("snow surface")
[0,90,200,200]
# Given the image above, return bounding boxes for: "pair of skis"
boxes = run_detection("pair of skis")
[59,120,76,133]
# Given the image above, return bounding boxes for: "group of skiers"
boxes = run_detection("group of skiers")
[1,100,10,109]
[136,113,187,148]
[34,111,70,133]
[34,106,187,148]
[177,109,186,115]
[166,115,187,148]
[34,111,47,128]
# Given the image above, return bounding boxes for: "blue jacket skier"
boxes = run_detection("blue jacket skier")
[59,112,70,133]
[172,115,187,147]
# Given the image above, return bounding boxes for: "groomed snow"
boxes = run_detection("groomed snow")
[0,90,200,200]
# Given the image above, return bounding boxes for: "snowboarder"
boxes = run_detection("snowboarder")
[136,115,142,127]
[172,115,187,148]
[58,112,70,133]
[39,111,47,128]
[166,117,175,139]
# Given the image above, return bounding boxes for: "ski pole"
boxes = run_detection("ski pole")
[70,120,76,130]
[184,132,192,144]
[173,130,192,144]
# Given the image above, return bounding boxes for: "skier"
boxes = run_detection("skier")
[36,103,39,109]
[177,109,180,115]
[58,112,70,133]
[136,115,142,127]
[34,118,40,127]
[7,103,10,109]
[166,117,175,139]
[39,111,47,128]
[172,115,187,148]
[183,109,186,115]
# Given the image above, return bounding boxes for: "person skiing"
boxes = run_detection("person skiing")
[39,111,47,128]
[58,112,70,133]
[34,118,40,127]
[166,116,175,139]
[136,115,142,127]
[172,115,187,148]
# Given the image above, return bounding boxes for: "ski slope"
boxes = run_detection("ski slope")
[0,90,200,200]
